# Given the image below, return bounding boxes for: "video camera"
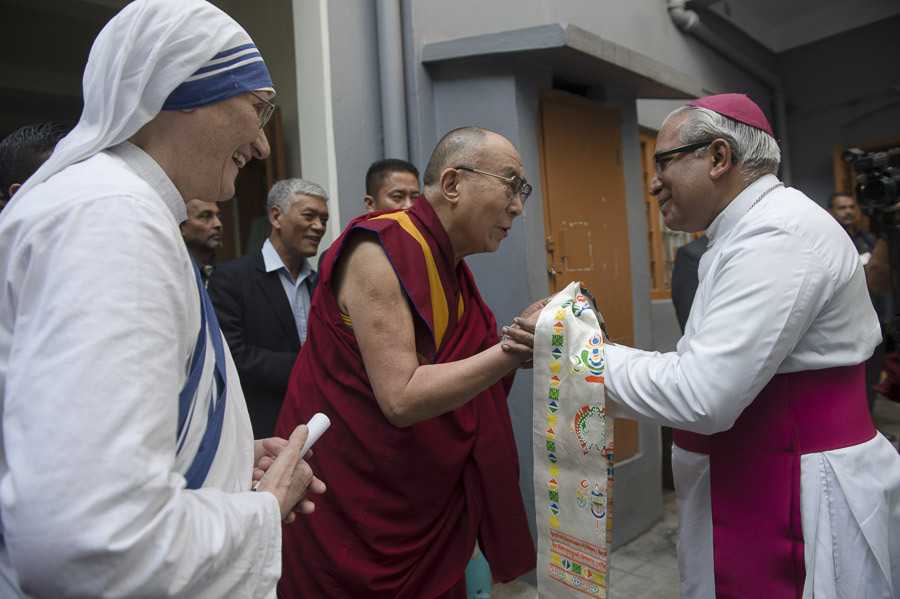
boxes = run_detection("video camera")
[843,146,900,223]
[843,146,900,350]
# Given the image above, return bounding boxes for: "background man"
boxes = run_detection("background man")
[829,191,888,409]
[0,121,68,211]
[0,1,323,596]
[180,198,222,283]
[534,94,897,598]
[830,191,876,259]
[209,178,329,437]
[363,157,420,212]
[276,127,537,598]
[670,234,708,332]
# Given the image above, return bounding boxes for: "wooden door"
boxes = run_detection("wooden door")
[539,91,639,463]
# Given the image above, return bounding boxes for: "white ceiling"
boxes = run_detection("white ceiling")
[706,0,900,53]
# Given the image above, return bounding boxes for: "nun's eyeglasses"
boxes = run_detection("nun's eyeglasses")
[249,91,277,129]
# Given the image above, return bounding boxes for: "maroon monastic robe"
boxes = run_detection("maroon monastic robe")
[276,197,535,598]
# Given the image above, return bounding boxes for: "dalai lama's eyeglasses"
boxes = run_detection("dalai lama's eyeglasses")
[653,140,713,174]
[455,166,533,203]
[249,90,277,129]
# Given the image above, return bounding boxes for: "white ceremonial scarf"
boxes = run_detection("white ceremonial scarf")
[533,282,614,598]
[5,0,269,214]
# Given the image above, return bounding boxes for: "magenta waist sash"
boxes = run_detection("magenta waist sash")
[673,364,875,599]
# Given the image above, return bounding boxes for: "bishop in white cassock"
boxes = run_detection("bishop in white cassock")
[0,1,323,597]
[601,94,899,599]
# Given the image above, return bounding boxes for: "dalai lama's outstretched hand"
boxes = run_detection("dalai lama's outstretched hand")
[501,297,548,366]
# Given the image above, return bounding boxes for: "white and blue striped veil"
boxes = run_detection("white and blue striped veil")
[163,42,273,110]
[6,0,274,212]
[5,0,273,487]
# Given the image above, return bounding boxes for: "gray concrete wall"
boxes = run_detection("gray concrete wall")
[651,300,681,353]
[402,0,438,179]
[325,0,384,222]
[610,91,655,353]
[637,99,683,133]
[406,0,773,106]
[291,0,385,249]
[292,0,341,249]
[778,16,900,206]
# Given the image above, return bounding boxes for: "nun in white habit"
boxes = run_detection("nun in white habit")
[0,1,323,597]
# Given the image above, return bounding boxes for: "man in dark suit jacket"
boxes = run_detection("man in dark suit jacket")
[209,178,330,437]
[671,235,708,332]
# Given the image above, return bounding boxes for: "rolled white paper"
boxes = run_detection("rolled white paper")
[299,412,331,458]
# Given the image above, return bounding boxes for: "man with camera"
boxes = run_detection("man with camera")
[829,191,888,409]
[839,149,900,414]
[830,192,877,259]
[841,146,900,298]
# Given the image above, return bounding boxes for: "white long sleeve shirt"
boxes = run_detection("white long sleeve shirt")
[605,174,880,434]
[603,175,898,598]
[0,143,282,598]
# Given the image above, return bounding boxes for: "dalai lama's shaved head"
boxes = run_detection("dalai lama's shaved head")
[421,126,525,259]
[423,127,491,187]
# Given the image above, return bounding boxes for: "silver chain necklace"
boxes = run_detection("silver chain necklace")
[748,182,784,211]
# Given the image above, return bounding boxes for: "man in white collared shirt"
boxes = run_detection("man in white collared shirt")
[209,179,329,437]
[560,94,898,599]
